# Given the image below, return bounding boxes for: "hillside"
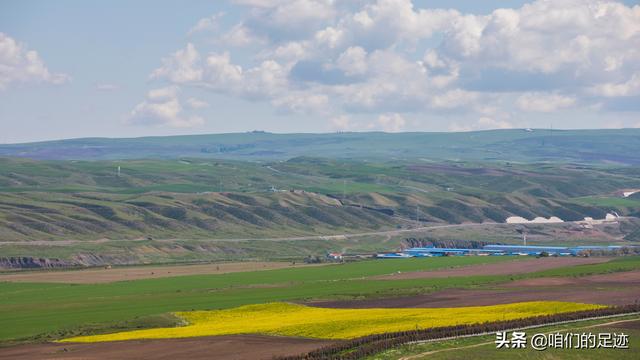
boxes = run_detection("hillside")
[2,129,640,266]
[3,157,640,238]
[2,129,640,164]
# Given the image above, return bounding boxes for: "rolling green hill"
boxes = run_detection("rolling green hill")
[2,129,640,266]
[2,129,640,164]
[0,156,639,266]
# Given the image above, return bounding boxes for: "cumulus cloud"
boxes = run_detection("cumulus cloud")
[151,43,202,83]
[272,92,329,114]
[189,12,225,35]
[148,0,640,131]
[329,115,352,131]
[336,46,368,76]
[590,73,640,97]
[0,33,70,90]
[516,92,576,112]
[375,113,406,132]
[128,86,204,128]
[186,97,209,109]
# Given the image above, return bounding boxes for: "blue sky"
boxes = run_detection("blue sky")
[1,0,639,143]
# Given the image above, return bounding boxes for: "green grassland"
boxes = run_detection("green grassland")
[1,155,639,264]
[367,315,640,360]
[2,129,640,164]
[1,256,640,343]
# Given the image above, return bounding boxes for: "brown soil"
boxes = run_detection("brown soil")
[373,257,611,280]
[0,262,317,284]
[0,335,336,360]
[311,270,640,309]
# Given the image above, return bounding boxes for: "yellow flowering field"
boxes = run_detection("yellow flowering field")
[60,301,603,343]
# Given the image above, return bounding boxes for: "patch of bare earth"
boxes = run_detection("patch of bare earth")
[0,335,337,360]
[0,262,316,284]
[372,257,611,280]
[311,270,640,309]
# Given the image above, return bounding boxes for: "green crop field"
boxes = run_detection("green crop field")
[1,256,640,343]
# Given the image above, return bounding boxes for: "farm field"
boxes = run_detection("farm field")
[0,334,336,360]
[0,256,639,358]
[372,257,611,280]
[0,256,524,342]
[366,316,640,360]
[312,268,640,309]
[60,301,604,342]
[0,261,320,284]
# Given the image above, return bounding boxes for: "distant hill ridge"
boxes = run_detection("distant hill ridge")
[1,128,640,164]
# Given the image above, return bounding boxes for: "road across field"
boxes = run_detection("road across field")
[0,222,494,246]
[1,218,631,246]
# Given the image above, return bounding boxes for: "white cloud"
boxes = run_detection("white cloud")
[329,115,352,131]
[314,26,345,49]
[375,113,406,132]
[189,12,225,35]
[151,43,202,83]
[336,46,368,76]
[438,0,640,77]
[0,33,70,90]
[147,86,179,101]
[128,87,204,128]
[590,73,640,97]
[516,92,576,112]
[150,0,640,131]
[430,89,479,109]
[219,24,261,47]
[272,92,328,114]
[186,97,209,109]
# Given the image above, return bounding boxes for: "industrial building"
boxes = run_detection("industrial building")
[376,244,626,258]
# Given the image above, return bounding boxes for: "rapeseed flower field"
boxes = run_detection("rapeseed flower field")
[60,301,603,342]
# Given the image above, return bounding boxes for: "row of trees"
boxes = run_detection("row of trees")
[275,304,640,360]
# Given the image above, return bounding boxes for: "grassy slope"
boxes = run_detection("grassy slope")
[1,256,639,343]
[1,157,638,246]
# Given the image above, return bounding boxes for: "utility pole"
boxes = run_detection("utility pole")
[342,179,346,201]
[416,205,420,223]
